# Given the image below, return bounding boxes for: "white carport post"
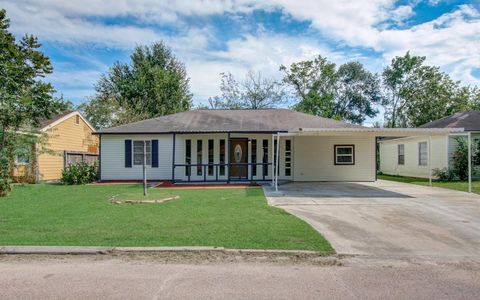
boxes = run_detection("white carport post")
[468,132,472,193]
[271,134,275,187]
[428,135,432,187]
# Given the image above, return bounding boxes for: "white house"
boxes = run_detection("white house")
[96,109,460,186]
[379,111,480,179]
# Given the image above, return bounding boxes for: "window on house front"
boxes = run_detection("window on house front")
[15,153,30,164]
[262,139,269,176]
[285,139,292,176]
[208,139,214,176]
[197,140,203,176]
[133,140,151,165]
[418,142,427,166]
[334,145,354,165]
[398,144,405,165]
[185,139,191,176]
[75,115,80,125]
[251,139,257,176]
[219,139,225,176]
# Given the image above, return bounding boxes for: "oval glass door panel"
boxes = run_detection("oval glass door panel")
[234,144,243,163]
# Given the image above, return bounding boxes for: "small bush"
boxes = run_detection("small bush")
[61,162,98,185]
[432,168,455,182]
[452,137,469,180]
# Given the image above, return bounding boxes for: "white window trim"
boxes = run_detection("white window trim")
[133,140,152,166]
[418,141,428,167]
[334,145,355,165]
[15,154,30,165]
[397,144,405,165]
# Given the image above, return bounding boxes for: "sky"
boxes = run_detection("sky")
[2,0,480,125]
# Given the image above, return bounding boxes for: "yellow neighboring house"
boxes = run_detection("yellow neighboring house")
[13,110,99,183]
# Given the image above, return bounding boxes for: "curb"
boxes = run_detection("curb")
[0,246,326,256]
[0,246,113,255]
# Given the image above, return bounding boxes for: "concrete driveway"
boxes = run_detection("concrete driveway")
[264,180,480,258]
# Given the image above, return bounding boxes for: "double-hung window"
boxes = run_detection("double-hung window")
[185,139,191,176]
[208,139,214,176]
[418,142,428,166]
[285,140,292,176]
[133,141,151,165]
[197,140,203,175]
[251,139,257,176]
[219,139,226,176]
[334,145,354,165]
[397,144,405,165]
[262,139,269,176]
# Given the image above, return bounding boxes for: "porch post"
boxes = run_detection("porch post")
[271,134,275,187]
[468,132,472,193]
[275,133,280,192]
[171,133,176,182]
[428,135,432,186]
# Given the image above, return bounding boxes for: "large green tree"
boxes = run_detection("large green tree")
[280,56,381,124]
[0,9,66,196]
[208,71,287,109]
[382,52,472,127]
[80,42,192,129]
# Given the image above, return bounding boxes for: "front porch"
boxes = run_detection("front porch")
[171,133,283,184]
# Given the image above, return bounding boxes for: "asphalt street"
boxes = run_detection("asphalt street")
[1,254,479,299]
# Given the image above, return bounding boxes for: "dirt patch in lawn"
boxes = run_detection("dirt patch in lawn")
[110,195,180,204]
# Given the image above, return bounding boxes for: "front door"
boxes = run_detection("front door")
[229,139,248,179]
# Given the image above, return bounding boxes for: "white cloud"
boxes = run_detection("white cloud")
[389,5,415,24]
[3,0,479,106]
[377,5,480,84]
[182,33,358,105]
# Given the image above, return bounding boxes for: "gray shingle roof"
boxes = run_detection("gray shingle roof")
[419,110,480,131]
[97,109,362,134]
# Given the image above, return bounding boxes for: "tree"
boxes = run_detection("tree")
[211,71,287,109]
[0,9,66,196]
[80,42,192,129]
[280,56,382,124]
[382,52,472,128]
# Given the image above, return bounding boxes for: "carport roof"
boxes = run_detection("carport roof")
[283,127,464,137]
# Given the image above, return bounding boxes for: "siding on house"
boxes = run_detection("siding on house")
[293,135,376,181]
[100,133,375,182]
[101,133,290,181]
[37,114,98,181]
[379,135,448,178]
[101,134,173,181]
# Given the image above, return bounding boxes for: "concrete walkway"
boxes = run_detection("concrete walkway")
[264,180,480,258]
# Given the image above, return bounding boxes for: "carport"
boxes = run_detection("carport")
[271,127,473,192]
[264,180,480,256]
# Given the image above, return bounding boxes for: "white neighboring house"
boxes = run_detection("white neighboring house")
[379,111,480,179]
[95,109,460,185]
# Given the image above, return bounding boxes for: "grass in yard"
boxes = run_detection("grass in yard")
[378,174,480,194]
[0,184,333,252]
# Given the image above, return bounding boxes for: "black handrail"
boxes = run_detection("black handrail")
[172,162,273,183]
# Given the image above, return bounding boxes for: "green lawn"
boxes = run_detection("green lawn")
[0,184,333,252]
[378,174,480,194]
